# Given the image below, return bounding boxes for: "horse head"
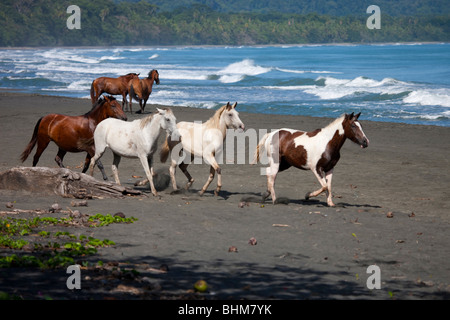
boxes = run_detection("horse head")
[148,69,160,85]
[222,102,245,131]
[343,112,369,148]
[157,108,180,141]
[103,95,127,121]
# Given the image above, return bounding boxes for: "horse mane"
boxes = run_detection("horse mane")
[205,104,227,129]
[139,108,174,129]
[148,70,158,78]
[324,114,346,129]
[86,95,116,116]
[139,114,154,129]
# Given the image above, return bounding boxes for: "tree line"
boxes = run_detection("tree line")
[0,0,449,47]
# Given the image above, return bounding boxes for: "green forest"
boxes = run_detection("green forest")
[0,0,449,47]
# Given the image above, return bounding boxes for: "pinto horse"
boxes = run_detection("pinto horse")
[128,69,160,114]
[20,96,127,180]
[253,112,369,206]
[159,102,245,196]
[90,73,139,110]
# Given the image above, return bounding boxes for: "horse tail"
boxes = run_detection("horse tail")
[90,80,96,105]
[20,117,42,162]
[252,132,270,165]
[129,83,139,102]
[160,136,171,163]
[77,136,94,152]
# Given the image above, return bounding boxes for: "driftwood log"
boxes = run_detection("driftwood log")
[0,167,142,198]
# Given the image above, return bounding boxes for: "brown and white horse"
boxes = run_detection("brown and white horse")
[253,112,369,206]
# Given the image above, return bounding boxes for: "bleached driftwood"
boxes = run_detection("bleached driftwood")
[0,167,142,198]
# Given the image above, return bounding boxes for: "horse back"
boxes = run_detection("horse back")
[275,129,309,171]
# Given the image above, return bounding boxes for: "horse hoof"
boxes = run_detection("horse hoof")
[305,192,311,200]
[198,190,205,196]
[214,190,220,196]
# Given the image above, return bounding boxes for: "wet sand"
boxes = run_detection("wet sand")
[0,92,449,300]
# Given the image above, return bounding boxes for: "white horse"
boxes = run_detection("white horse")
[89,108,180,196]
[159,102,245,196]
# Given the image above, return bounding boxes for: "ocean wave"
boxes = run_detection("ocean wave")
[303,76,411,100]
[161,69,209,81]
[149,54,159,60]
[36,50,99,64]
[217,59,271,83]
[99,56,124,61]
[403,89,450,108]
[275,67,342,74]
[264,76,450,109]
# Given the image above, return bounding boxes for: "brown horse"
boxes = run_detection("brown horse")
[90,73,139,109]
[128,69,160,114]
[20,96,127,180]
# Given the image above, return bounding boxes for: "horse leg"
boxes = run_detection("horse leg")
[142,99,147,113]
[122,93,128,111]
[83,153,108,180]
[55,148,67,168]
[167,159,178,190]
[111,153,122,185]
[89,139,106,177]
[215,167,222,196]
[139,154,158,196]
[265,158,280,204]
[199,166,216,196]
[306,168,334,206]
[137,100,144,114]
[324,170,334,206]
[128,94,133,113]
[179,162,195,190]
[198,152,222,196]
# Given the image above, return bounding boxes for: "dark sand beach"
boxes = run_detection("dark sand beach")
[0,92,449,300]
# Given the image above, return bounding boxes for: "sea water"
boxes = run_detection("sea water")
[1,43,449,126]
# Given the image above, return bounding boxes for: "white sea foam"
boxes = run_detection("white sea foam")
[276,67,342,74]
[403,89,450,108]
[99,56,124,61]
[161,69,209,81]
[303,76,410,100]
[149,54,159,60]
[217,59,271,83]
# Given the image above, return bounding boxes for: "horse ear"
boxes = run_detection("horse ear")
[232,102,238,109]
[226,102,232,110]
[157,108,165,115]
[355,112,361,120]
